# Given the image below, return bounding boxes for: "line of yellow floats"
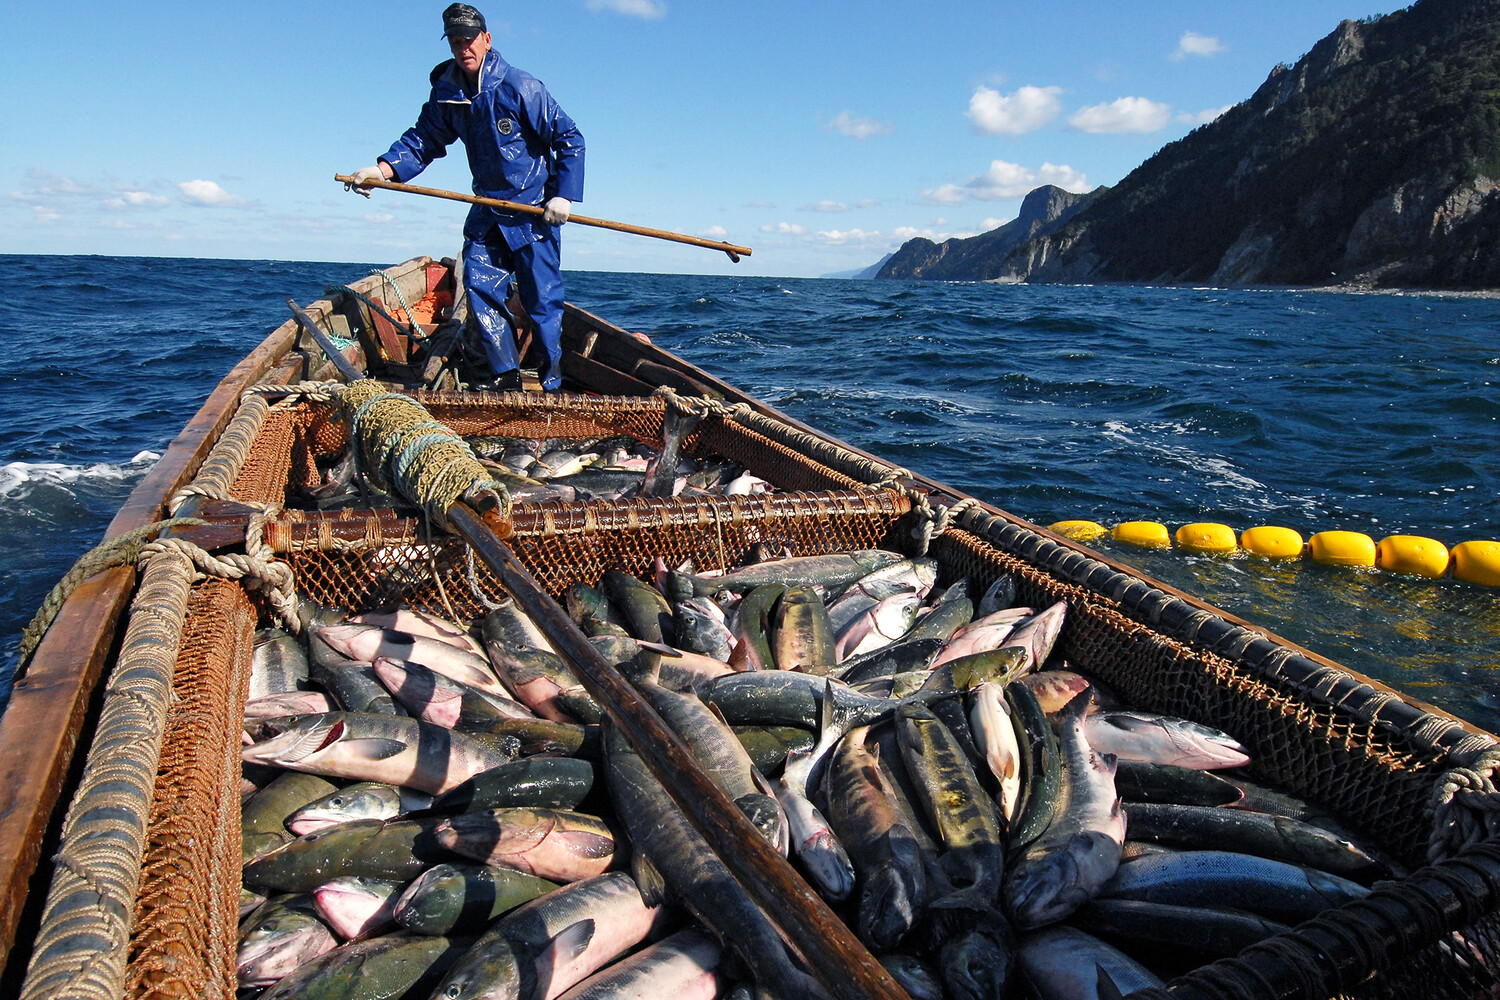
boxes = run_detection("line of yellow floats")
[1047,519,1500,587]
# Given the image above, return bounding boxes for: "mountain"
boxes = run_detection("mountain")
[884,0,1500,289]
[823,253,893,279]
[876,186,1099,280]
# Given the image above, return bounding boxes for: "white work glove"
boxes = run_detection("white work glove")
[344,165,387,198]
[543,196,571,225]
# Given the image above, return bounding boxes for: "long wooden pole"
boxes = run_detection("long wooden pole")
[444,501,910,1000]
[335,175,753,262]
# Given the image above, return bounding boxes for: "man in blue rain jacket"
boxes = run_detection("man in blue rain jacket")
[347,4,584,391]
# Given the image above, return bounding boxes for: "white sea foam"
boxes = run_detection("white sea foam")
[0,452,160,500]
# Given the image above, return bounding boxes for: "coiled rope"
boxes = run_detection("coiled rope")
[1429,748,1500,864]
[340,379,511,532]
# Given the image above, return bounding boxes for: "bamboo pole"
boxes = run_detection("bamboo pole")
[444,501,910,1000]
[335,175,752,262]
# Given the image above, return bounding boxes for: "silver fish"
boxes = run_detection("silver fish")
[242,712,512,795]
[1084,711,1250,770]
[1003,690,1126,930]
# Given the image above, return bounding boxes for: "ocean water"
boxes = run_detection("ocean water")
[2,255,1497,732]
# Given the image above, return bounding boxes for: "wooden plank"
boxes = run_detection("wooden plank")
[561,353,654,397]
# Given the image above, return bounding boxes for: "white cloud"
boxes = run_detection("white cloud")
[1173,31,1225,59]
[699,225,728,239]
[981,217,1011,231]
[924,160,1090,204]
[815,228,886,247]
[894,225,976,243]
[1178,105,1232,126]
[178,179,246,207]
[857,198,881,209]
[801,200,850,213]
[105,190,169,209]
[31,205,60,224]
[825,111,892,139]
[967,85,1063,136]
[586,0,666,19]
[1068,97,1172,134]
[759,222,805,234]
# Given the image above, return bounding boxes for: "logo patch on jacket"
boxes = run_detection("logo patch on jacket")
[497,118,514,135]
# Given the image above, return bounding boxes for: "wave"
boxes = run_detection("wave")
[0,452,160,500]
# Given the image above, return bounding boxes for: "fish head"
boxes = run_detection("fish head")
[937,927,1015,1000]
[430,936,522,1000]
[242,713,345,767]
[857,862,922,951]
[312,877,396,939]
[1005,830,1122,929]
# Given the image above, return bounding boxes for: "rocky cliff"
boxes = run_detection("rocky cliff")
[876,186,1098,280]
[882,0,1500,289]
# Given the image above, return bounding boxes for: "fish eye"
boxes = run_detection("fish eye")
[330,797,344,806]
[445,986,464,999]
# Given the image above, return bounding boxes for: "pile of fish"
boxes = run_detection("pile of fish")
[305,402,768,510]
[239,546,1400,999]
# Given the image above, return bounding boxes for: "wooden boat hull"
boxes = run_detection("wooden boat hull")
[3,255,1498,999]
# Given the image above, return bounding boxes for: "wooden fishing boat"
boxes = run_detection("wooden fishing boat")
[4,254,1500,999]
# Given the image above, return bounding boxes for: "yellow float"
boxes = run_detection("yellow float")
[1049,520,1109,542]
[1174,522,1238,554]
[1241,525,1305,559]
[1375,535,1450,579]
[1112,521,1171,549]
[1452,540,1500,587]
[1309,530,1377,567]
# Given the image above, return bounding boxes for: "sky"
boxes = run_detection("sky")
[1,1,1405,278]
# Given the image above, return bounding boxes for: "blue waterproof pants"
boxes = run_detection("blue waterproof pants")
[462,228,565,390]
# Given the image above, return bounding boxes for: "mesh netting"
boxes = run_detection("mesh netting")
[932,527,1444,865]
[225,394,880,508]
[279,491,913,619]
[126,578,256,1000]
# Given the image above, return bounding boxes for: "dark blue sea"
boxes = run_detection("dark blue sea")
[2,255,1497,734]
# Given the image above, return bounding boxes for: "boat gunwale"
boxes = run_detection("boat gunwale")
[0,257,430,973]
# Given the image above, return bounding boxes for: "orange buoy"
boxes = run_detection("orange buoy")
[1309,530,1377,568]
[1112,521,1171,549]
[1452,540,1500,587]
[1175,522,1237,554]
[1375,535,1450,579]
[1241,526,1305,559]
[1049,520,1109,542]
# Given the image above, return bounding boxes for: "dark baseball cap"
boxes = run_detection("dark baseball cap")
[441,3,487,38]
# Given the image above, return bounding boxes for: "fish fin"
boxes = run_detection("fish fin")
[632,852,669,907]
[552,918,596,961]
[339,738,408,761]
[1096,963,1127,1000]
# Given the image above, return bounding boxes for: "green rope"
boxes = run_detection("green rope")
[371,267,421,333]
[323,284,427,344]
[340,380,510,531]
[15,517,208,672]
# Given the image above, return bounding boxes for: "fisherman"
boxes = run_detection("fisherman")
[345,3,585,392]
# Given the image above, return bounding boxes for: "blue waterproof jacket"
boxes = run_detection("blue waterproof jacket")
[380,49,585,251]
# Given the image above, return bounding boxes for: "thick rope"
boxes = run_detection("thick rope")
[14,518,207,672]
[241,379,342,404]
[1429,749,1500,864]
[17,545,196,1000]
[340,379,511,532]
